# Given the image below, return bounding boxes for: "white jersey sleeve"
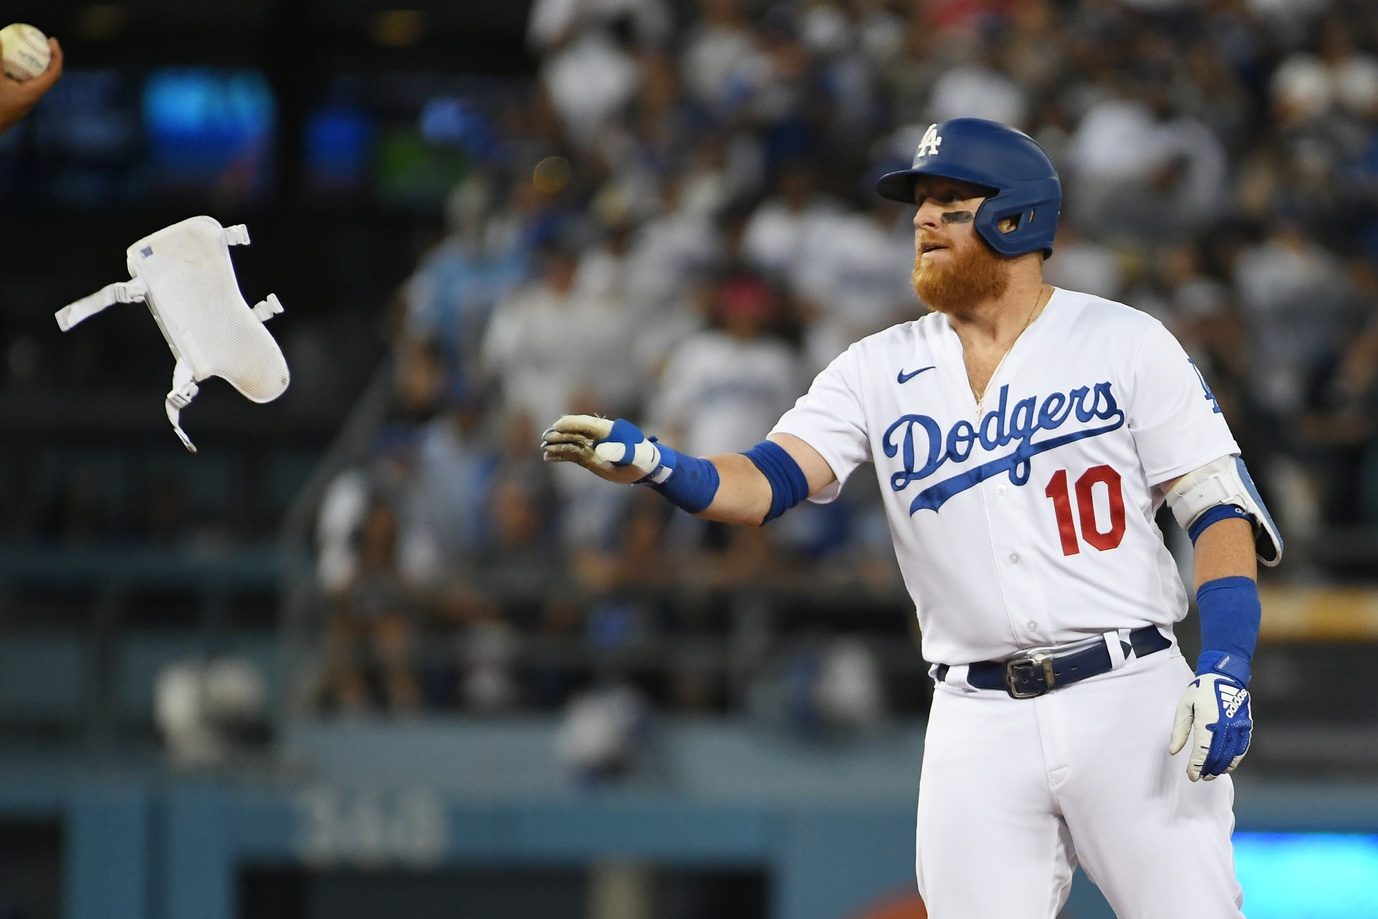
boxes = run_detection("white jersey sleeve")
[770,343,872,503]
[1126,319,1239,487]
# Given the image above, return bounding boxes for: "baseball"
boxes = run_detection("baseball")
[1,23,51,82]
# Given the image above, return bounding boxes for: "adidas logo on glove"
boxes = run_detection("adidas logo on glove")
[1219,684,1248,718]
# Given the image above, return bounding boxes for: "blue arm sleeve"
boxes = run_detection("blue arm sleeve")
[741,440,810,523]
[1195,575,1261,684]
[647,443,721,514]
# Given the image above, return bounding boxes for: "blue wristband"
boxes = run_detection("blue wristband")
[647,443,720,514]
[741,440,809,522]
[1195,575,1261,684]
[1188,504,1253,543]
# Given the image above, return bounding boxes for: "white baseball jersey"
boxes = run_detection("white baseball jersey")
[772,287,1239,665]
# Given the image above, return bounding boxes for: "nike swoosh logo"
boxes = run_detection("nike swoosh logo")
[897,365,936,384]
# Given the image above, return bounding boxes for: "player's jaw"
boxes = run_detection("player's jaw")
[912,233,1010,317]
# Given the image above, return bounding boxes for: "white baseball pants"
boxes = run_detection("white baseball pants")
[915,647,1244,918]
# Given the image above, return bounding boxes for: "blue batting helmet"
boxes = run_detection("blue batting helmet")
[876,118,1062,258]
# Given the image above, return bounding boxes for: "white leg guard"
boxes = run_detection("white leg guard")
[55,216,291,452]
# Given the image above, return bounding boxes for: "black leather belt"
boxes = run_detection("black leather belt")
[935,626,1171,699]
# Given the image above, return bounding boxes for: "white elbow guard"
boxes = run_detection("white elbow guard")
[1164,455,1282,567]
[55,216,290,453]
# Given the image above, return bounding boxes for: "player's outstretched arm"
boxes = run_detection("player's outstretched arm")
[0,37,63,134]
[541,415,835,526]
[1167,514,1260,782]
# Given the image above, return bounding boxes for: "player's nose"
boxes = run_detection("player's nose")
[914,203,941,231]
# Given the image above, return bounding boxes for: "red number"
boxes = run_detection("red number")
[1043,469,1080,556]
[1044,465,1126,556]
[1076,465,1126,551]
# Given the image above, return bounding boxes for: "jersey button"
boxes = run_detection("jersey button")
[996,484,1007,495]
[1008,552,1020,563]
[1026,620,1038,630]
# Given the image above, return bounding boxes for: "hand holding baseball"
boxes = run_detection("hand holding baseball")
[0,24,63,134]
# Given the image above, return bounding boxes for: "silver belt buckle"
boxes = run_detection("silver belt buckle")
[1004,652,1056,699]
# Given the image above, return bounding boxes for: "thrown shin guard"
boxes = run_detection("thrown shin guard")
[56,216,290,452]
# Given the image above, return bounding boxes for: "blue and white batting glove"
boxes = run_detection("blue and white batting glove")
[543,414,722,514]
[1168,651,1253,782]
[540,415,668,485]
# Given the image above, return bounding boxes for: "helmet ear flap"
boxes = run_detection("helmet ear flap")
[998,206,1051,235]
[973,178,1060,258]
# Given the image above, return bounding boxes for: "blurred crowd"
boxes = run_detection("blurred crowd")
[311,0,1378,725]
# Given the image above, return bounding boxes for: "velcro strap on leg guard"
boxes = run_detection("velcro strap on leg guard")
[166,359,200,453]
[54,280,148,331]
[252,293,283,322]
[55,215,291,452]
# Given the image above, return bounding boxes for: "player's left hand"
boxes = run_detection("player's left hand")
[540,414,661,485]
[1168,672,1253,781]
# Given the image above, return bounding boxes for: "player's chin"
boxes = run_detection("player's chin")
[911,261,940,292]
[912,269,961,314]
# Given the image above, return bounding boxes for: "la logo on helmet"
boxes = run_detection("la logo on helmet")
[915,124,943,159]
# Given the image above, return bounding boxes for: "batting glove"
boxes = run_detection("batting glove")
[1168,652,1253,782]
[541,415,665,485]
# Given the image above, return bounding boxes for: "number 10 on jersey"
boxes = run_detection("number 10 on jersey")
[1044,465,1126,555]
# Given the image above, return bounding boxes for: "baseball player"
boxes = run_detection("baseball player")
[542,117,1281,918]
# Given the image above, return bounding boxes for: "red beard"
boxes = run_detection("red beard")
[912,237,1010,317]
